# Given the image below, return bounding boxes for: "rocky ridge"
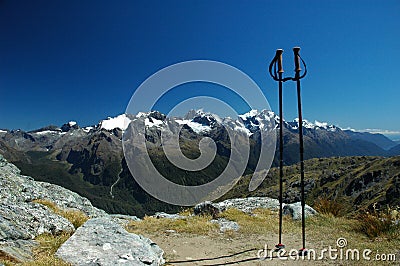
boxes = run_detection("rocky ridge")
[0,154,163,265]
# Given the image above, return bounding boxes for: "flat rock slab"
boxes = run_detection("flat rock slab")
[56,217,164,265]
[215,197,280,213]
[152,212,185,220]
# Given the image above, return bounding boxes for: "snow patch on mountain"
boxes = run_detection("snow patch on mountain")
[175,119,212,134]
[137,112,148,118]
[83,126,94,133]
[32,130,63,135]
[100,114,131,131]
[145,117,164,128]
[314,120,328,128]
[234,124,252,136]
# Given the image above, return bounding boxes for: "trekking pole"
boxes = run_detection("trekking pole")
[292,47,308,255]
[269,49,289,250]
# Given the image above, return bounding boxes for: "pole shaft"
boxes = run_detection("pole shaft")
[278,72,284,245]
[296,78,306,249]
[294,46,306,250]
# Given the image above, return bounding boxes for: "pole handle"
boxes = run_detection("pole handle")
[275,49,284,73]
[293,47,302,72]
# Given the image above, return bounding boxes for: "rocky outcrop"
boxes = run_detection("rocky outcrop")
[0,154,164,264]
[61,121,79,132]
[56,217,164,266]
[215,197,280,213]
[0,153,105,217]
[194,197,317,220]
[0,154,80,261]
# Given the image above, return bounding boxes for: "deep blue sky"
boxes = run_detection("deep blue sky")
[1,1,399,139]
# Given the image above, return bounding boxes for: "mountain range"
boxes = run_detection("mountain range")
[1,110,399,216]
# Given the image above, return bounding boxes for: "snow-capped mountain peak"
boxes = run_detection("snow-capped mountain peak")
[95,109,338,136]
[238,109,259,120]
[289,118,337,132]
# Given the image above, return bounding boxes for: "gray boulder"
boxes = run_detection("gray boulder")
[0,201,74,239]
[211,218,240,232]
[193,201,224,218]
[283,202,317,220]
[56,217,164,265]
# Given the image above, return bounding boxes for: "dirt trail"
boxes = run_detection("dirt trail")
[146,232,333,265]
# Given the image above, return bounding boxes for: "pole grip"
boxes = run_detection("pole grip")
[293,47,301,72]
[275,49,284,73]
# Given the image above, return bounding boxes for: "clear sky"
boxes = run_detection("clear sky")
[1,1,399,139]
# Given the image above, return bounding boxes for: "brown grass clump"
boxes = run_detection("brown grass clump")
[20,232,72,266]
[217,208,301,237]
[219,208,275,234]
[0,251,20,265]
[127,213,219,236]
[0,232,72,266]
[314,196,346,217]
[61,209,88,229]
[355,204,400,239]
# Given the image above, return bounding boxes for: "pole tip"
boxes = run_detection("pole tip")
[293,47,301,53]
[276,49,284,55]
